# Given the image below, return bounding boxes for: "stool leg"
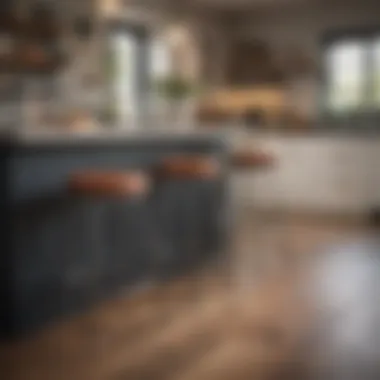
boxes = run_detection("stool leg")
[228,172,273,291]
[79,199,107,305]
[137,192,177,282]
[64,198,105,307]
[147,180,207,280]
[62,197,107,347]
[176,181,199,271]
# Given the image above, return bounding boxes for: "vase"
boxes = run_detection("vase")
[165,98,195,131]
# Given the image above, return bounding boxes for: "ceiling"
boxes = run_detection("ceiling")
[129,0,300,11]
[193,0,299,9]
[133,0,368,12]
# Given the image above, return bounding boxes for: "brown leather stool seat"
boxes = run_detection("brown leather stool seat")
[230,150,275,170]
[68,170,150,198]
[155,155,220,180]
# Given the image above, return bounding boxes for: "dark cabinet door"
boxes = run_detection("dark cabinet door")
[12,278,63,334]
[11,197,102,334]
[103,200,149,294]
[11,199,68,333]
[58,200,102,315]
[151,181,215,278]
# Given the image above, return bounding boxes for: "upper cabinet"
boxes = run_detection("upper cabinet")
[226,40,284,86]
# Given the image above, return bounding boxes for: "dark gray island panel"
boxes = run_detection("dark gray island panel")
[0,135,229,339]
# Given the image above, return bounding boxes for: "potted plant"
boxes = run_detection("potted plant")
[153,74,197,129]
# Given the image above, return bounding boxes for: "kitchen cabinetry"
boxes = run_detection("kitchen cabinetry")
[226,40,284,85]
[234,134,380,214]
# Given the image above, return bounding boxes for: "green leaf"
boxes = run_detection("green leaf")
[153,75,197,100]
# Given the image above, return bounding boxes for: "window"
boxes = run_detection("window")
[104,24,176,128]
[150,38,171,79]
[324,31,380,117]
[110,32,139,127]
[105,23,149,128]
[148,37,172,121]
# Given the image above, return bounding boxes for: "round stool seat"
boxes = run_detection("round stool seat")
[155,155,220,180]
[231,150,275,170]
[68,170,150,197]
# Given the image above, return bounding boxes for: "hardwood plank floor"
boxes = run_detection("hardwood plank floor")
[1,215,375,380]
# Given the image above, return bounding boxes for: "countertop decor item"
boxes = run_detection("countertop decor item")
[155,75,196,100]
[66,110,99,132]
[154,75,198,130]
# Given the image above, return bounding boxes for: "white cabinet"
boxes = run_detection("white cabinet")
[233,134,380,214]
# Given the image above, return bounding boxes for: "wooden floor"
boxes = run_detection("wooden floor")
[1,214,377,380]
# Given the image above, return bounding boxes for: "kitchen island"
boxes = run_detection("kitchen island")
[0,130,230,339]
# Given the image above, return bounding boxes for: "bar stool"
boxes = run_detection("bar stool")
[66,170,151,310]
[230,149,275,226]
[229,149,276,285]
[152,155,221,279]
[231,150,275,171]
